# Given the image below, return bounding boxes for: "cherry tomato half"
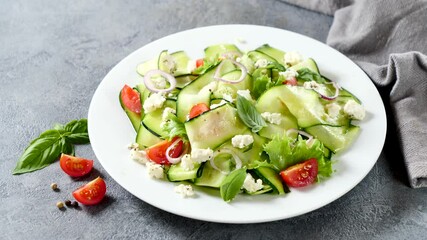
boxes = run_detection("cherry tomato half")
[59,154,93,177]
[196,58,204,68]
[189,103,210,119]
[146,137,184,165]
[120,85,141,114]
[280,158,318,188]
[72,177,106,205]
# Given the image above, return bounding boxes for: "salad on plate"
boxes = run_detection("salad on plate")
[119,43,366,202]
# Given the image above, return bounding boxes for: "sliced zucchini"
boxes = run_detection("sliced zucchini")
[305,125,360,153]
[194,154,233,188]
[289,58,320,74]
[135,122,162,149]
[247,50,277,63]
[255,44,286,66]
[185,104,248,149]
[252,166,289,194]
[212,69,252,99]
[204,44,241,60]
[167,162,201,182]
[256,86,298,139]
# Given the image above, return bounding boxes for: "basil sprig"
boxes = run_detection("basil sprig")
[236,95,267,133]
[13,119,90,175]
[220,168,247,202]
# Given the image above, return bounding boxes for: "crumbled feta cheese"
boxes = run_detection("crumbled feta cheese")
[174,184,195,198]
[127,143,140,150]
[200,81,218,95]
[236,57,242,62]
[343,100,366,120]
[143,93,166,114]
[261,112,282,125]
[187,59,197,73]
[279,68,299,80]
[180,154,195,171]
[231,135,254,149]
[210,100,228,109]
[162,107,176,121]
[237,89,253,101]
[190,148,213,163]
[242,173,263,193]
[130,149,148,165]
[303,81,321,90]
[222,94,233,103]
[325,103,342,118]
[284,51,303,66]
[151,76,167,89]
[162,54,177,73]
[254,59,268,68]
[146,161,164,179]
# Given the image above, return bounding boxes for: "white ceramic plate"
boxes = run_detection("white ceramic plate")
[88,25,387,224]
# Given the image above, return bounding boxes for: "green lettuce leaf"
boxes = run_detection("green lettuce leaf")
[161,113,187,141]
[263,134,333,180]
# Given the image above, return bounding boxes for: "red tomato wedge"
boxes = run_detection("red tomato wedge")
[59,154,93,177]
[196,58,204,68]
[280,158,318,188]
[146,137,184,165]
[189,103,210,119]
[120,85,141,114]
[72,177,107,205]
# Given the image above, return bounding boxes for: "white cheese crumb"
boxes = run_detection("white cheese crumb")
[180,154,195,171]
[237,89,253,102]
[146,161,164,179]
[222,94,233,103]
[199,81,218,95]
[187,59,197,73]
[284,51,303,66]
[130,149,148,165]
[190,148,214,163]
[325,103,342,118]
[162,107,176,121]
[151,76,167,89]
[261,112,282,125]
[236,57,242,62]
[174,184,195,198]
[254,59,268,68]
[127,143,140,150]
[303,80,320,90]
[242,173,263,193]
[231,135,254,149]
[210,100,228,109]
[279,68,299,80]
[343,100,366,120]
[143,93,166,114]
[162,54,177,73]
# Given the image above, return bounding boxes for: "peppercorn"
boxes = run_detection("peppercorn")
[50,183,58,191]
[56,201,64,209]
[64,200,72,207]
[72,201,79,208]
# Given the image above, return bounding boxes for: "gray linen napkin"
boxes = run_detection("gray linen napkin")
[282,0,427,188]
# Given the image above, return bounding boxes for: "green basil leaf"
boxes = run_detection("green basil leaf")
[13,133,63,174]
[13,119,89,175]
[220,168,247,202]
[65,133,89,144]
[64,119,89,144]
[60,138,75,155]
[65,119,88,134]
[236,95,267,133]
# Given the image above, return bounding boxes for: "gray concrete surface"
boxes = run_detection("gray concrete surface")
[1,0,426,239]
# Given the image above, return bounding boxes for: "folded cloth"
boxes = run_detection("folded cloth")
[281,0,427,188]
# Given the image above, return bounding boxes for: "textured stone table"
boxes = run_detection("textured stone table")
[1,1,426,239]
